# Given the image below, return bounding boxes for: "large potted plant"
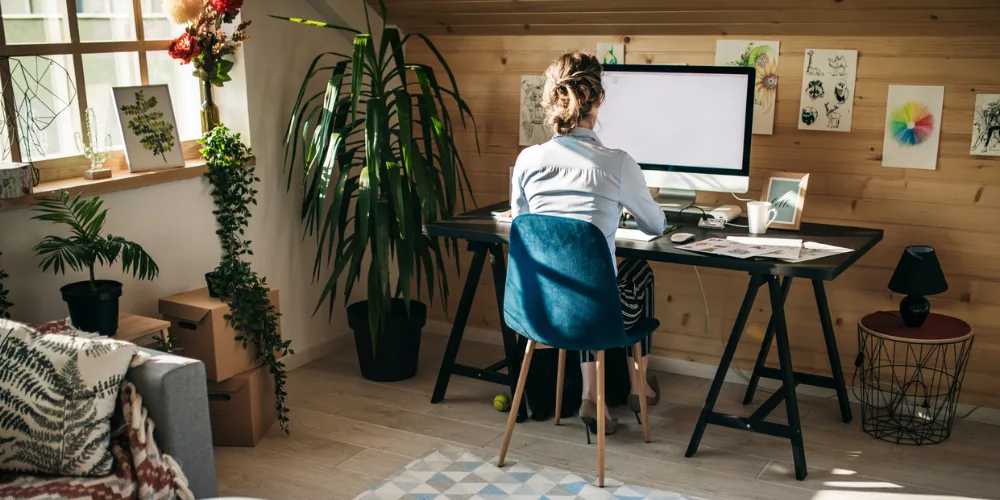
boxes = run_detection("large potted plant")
[202,125,292,432]
[275,1,478,382]
[32,190,159,336]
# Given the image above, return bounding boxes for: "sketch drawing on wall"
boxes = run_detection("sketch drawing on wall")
[835,81,850,104]
[807,80,825,100]
[597,43,625,65]
[805,50,823,76]
[824,103,841,129]
[828,55,849,76]
[798,49,858,133]
[715,40,780,135]
[801,107,818,126]
[519,75,551,146]
[971,94,1000,156]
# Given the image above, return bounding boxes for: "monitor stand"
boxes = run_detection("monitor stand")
[654,188,697,212]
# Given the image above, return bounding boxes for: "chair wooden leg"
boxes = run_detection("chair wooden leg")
[555,349,566,425]
[633,342,651,443]
[596,350,606,487]
[498,340,536,468]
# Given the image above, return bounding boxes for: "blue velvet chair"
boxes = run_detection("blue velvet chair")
[497,214,660,487]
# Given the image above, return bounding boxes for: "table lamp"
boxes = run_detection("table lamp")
[888,246,948,327]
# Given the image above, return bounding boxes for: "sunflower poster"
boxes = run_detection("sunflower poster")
[715,40,779,135]
[881,85,945,170]
[797,49,858,133]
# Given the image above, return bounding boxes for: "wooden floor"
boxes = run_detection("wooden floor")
[215,335,1000,500]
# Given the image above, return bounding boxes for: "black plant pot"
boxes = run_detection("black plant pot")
[60,280,123,337]
[205,272,221,298]
[348,299,426,382]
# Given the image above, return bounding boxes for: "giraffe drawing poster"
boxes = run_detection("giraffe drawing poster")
[597,43,625,65]
[881,85,945,170]
[715,40,780,135]
[519,75,551,146]
[970,94,1000,156]
[797,49,858,133]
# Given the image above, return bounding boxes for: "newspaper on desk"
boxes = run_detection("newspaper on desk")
[677,237,853,262]
[675,238,782,259]
[784,241,854,263]
[727,237,803,260]
[725,237,853,262]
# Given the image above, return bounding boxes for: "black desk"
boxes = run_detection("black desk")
[424,202,883,480]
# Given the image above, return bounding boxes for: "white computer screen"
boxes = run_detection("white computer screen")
[598,69,750,171]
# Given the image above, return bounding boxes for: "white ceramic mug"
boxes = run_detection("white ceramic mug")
[747,201,778,234]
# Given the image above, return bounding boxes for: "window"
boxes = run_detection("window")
[1,0,201,181]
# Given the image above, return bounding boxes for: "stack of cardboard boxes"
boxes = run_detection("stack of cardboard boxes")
[159,287,281,446]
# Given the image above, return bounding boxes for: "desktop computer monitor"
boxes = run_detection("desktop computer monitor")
[599,65,755,208]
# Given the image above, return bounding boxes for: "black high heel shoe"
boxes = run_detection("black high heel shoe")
[579,399,618,444]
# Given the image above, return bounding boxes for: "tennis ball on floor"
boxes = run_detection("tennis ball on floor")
[493,393,511,412]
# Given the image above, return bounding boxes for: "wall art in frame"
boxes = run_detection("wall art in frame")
[761,172,809,230]
[798,49,858,132]
[881,85,944,170]
[112,84,184,172]
[597,43,625,65]
[715,40,780,135]
[519,75,552,147]
[970,94,1000,156]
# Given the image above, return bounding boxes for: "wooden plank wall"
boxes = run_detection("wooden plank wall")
[379,0,1000,37]
[407,32,1000,407]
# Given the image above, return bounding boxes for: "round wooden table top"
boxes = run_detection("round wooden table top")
[859,311,973,343]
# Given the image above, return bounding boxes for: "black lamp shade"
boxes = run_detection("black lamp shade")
[888,246,948,297]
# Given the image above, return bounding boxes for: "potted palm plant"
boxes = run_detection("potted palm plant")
[275,1,478,382]
[32,190,159,336]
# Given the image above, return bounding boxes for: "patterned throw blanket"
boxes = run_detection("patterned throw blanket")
[0,381,193,500]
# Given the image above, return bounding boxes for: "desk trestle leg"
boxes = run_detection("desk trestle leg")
[685,275,764,458]
[742,279,853,425]
[813,279,853,423]
[430,242,529,423]
[743,276,792,404]
[431,244,488,405]
[489,243,529,423]
[767,275,808,480]
[686,274,809,481]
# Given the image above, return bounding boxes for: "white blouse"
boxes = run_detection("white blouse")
[511,127,668,262]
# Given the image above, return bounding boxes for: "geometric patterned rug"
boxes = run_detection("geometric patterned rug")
[354,446,696,500]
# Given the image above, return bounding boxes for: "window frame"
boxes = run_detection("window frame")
[0,0,200,182]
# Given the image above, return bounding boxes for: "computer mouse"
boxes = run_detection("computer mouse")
[670,232,695,244]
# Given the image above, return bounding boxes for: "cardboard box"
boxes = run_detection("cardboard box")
[158,287,280,382]
[206,365,277,446]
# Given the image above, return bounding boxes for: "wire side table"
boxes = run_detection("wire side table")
[857,312,974,445]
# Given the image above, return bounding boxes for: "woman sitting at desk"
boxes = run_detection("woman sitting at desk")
[510,51,668,435]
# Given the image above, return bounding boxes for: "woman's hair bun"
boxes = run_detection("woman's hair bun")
[542,52,604,136]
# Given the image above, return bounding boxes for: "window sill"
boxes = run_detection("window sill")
[0,158,237,213]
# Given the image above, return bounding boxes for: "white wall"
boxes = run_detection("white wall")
[0,0,379,359]
[0,179,220,322]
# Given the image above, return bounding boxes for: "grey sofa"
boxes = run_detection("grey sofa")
[128,348,218,499]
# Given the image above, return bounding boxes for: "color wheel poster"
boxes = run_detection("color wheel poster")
[881,85,945,170]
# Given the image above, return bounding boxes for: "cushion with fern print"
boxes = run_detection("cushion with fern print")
[0,318,146,476]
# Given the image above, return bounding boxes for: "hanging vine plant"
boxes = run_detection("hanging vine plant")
[201,125,292,432]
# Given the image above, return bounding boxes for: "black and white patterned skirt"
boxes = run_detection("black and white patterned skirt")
[582,257,655,361]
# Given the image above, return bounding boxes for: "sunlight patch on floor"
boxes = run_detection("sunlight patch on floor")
[814,491,987,500]
[823,481,902,489]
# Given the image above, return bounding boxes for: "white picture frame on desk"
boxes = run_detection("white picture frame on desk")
[761,172,809,231]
